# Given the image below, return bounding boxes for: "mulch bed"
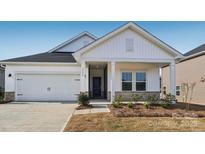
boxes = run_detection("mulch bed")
[76,104,93,110]
[109,103,205,118]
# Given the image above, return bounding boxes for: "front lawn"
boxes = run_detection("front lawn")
[64,113,205,132]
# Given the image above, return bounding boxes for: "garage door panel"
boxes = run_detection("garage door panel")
[16,74,80,101]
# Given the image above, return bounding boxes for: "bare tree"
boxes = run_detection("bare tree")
[181,82,196,110]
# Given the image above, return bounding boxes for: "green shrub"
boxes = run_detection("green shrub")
[159,99,170,108]
[127,102,134,108]
[143,102,150,109]
[115,95,123,105]
[112,101,121,108]
[131,94,142,102]
[164,93,176,103]
[159,94,176,108]
[0,95,3,101]
[0,87,4,101]
[78,93,90,106]
[147,95,159,104]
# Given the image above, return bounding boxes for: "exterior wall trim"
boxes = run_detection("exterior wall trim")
[82,57,174,63]
[1,62,79,66]
[120,70,148,92]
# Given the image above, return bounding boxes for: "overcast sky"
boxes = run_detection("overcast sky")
[1,21,205,60]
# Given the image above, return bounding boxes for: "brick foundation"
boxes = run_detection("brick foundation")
[107,91,111,101]
[4,92,15,101]
[115,91,160,101]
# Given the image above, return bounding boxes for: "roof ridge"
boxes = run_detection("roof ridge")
[184,43,205,56]
[0,52,76,63]
[48,31,97,53]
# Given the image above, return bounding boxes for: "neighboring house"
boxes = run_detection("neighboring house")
[0,66,5,91]
[162,44,205,105]
[0,22,183,102]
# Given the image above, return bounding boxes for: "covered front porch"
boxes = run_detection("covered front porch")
[80,60,176,103]
[72,22,182,104]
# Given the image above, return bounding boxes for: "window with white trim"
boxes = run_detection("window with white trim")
[136,72,146,91]
[122,72,132,91]
[125,38,134,52]
[176,86,180,96]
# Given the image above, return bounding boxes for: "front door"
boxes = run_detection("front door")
[93,77,101,98]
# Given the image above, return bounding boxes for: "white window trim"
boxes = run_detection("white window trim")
[176,85,180,96]
[121,72,132,91]
[125,38,134,52]
[135,71,147,91]
[121,71,147,92]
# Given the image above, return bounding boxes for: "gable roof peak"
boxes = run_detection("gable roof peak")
[80,31,98,39]
[48,31,97,53]
[184,43,205,57]
[73,22,184,61]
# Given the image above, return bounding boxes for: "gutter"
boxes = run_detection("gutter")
[0,61,80,66]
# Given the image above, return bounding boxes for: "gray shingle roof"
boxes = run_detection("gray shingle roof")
[184,43,205,56]
[1,52,76,63]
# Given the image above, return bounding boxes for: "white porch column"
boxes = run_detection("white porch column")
[111,61,116,102]
[85,63,89,92]
[170,61,176,99]
[80,61,86,93]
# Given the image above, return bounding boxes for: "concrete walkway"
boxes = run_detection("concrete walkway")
[74,105,110,115]
[0,102,77,132]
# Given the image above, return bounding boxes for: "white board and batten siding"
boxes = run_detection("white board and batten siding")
[56,35,95,52]
[109,62,160,92]
[82,28,174,61]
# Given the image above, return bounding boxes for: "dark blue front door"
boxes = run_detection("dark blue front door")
[93,77,101,98]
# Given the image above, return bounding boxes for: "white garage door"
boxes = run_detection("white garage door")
[16,74,80,101]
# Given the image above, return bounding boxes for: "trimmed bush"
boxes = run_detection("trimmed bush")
[159,93,176,108]
[159,99,170,108]
[164,93,176,103]
[78,93,90,106]
[0,96,3,101]
[0,87,4,101]
[147,95,159,104]
[115,95,123,105]
[143,102,150,109]
[127,102,134,108]
[112,101,121,108]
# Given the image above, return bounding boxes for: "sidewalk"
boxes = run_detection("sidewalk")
[74,105,110,115]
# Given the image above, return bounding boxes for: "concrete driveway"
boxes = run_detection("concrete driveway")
[0,102,77,132]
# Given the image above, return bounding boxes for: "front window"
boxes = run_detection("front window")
[122,72,132,91]
[136,72,146,91]
[176,86,180,96]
